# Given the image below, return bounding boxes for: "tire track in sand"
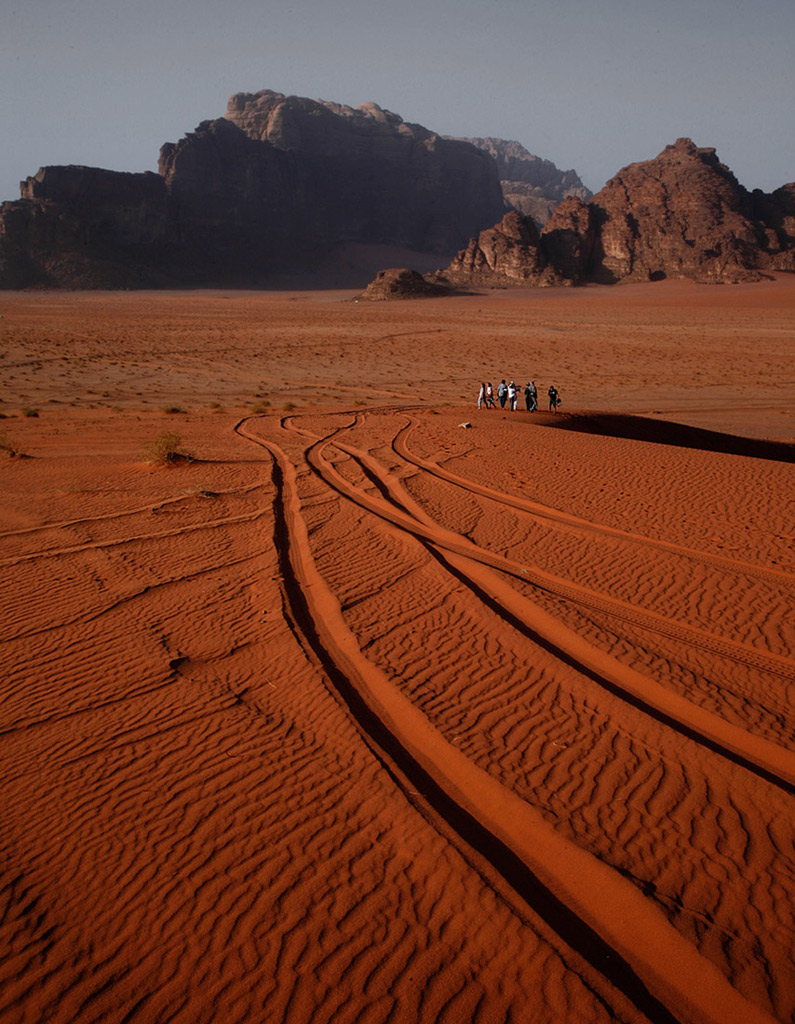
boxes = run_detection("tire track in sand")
[336,438,793,681]
[290,425,795,793]
[234,416,778,1024]
[0,508,270,570]
[0,482,267,542]
[393,419,795,588]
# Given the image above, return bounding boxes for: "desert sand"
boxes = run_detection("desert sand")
[1,278,794,1024]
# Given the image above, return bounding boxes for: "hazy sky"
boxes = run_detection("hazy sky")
[2,0,794,203]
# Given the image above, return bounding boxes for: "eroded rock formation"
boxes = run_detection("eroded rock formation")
[0,167,173,288]
[222,91,506,256]
[430,210,563,288]
[450,137,592,226]
[1,110,793,291]
[358,267,451,301]
[0,90,507,288]
[426,138,795,291]
[577,138,795,284]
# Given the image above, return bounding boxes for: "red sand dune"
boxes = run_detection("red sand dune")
[1,281,794,1023]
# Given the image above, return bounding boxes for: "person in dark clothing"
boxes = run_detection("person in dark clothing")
[548,385,559,412]
[524,381,537,412]
[498,380,508,408]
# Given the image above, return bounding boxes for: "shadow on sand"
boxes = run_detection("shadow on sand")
[543,413,795,464]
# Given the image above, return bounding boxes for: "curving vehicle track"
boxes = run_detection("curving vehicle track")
[2,404,794,1024]
[231,407,795,1024]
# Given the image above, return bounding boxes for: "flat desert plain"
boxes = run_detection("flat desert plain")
[1,277,794,1024]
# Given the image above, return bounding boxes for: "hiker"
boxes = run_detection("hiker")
[524,380,537,412]
[548,384,560,412]
[485,382,496,408]
[498,380,508,408]
[478,382,487,409]
[508,380,518,411]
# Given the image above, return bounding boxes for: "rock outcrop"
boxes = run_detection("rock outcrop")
[573,138,795,284]
[450,137,592,226]
[0,89,507,289]
[157,117,299,283]
[425,138,795,290]
[0,167,173,288]
[2,116,793,292]
[357,267,451,300]
[540,196,598,283]
[431,210,563,288]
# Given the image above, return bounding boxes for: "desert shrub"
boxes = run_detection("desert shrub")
[0,430,18,457]
[250,401,271,413]
[21,407,39,418]
[143,431,192,464]
[283,402,296,412]
[161,405,186,415]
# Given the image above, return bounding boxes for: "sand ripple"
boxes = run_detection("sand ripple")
[2,404,793,1024]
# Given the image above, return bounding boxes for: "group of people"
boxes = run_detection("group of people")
[477,380,561,413]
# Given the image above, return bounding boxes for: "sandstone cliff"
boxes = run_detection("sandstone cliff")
[223,91,506,255]
[430,138,795,290]
[2,112,793,291]
[0,167,173,288]
[157,117,300,283]
[449,137,592,226]
[0,89,507,289]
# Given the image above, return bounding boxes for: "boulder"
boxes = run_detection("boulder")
[357,267,451,300]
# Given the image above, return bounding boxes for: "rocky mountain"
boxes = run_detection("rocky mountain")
[2,112,792,291]
[0,90,506,289]
[573,138,795,283]
[449,137,592,226]
[430,138,795,290]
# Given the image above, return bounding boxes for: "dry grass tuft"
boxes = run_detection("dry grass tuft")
[143,431,193,465]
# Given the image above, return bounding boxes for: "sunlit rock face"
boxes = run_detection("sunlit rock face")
[578,138,795,284]
[428,138,795,290]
